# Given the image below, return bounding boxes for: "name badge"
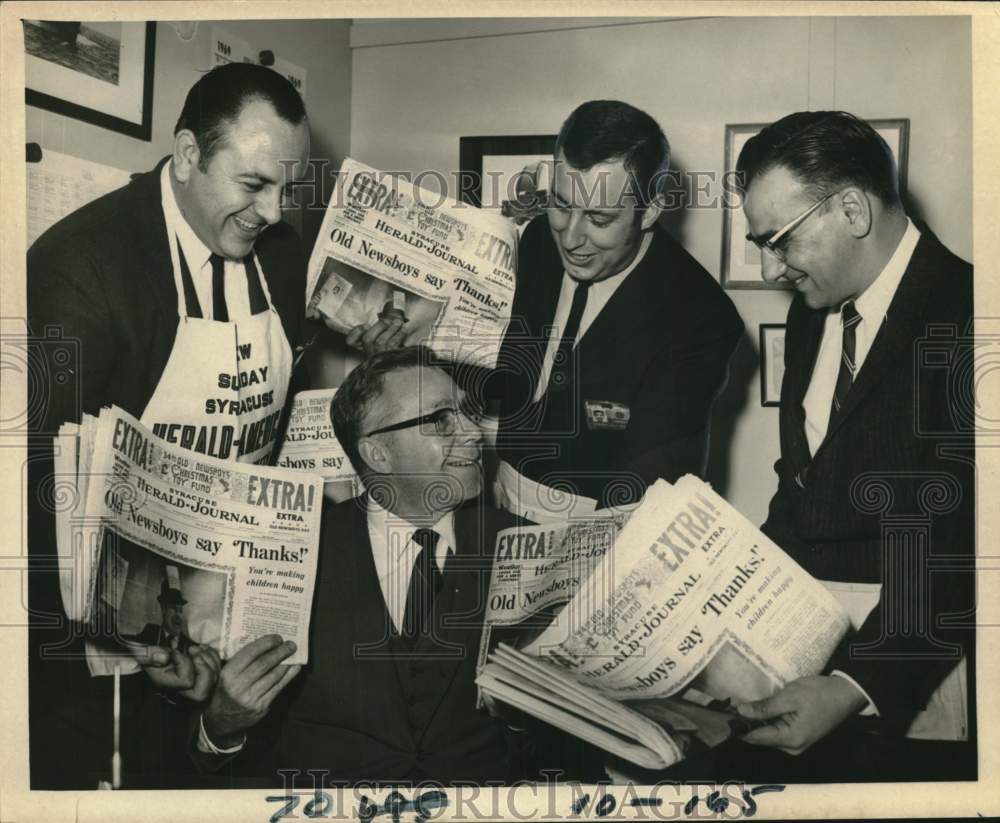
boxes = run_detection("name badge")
[584,400,630,431]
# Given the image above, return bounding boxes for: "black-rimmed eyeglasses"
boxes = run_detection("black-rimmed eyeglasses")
[363,400,483,438]
[746,191,835,262]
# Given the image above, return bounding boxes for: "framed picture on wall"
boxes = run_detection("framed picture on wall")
[721,118,910,289]
[759,323,787,407]
[459,135,556,233]
[24,20,156,141]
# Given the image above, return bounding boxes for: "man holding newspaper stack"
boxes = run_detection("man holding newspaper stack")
[194,347,527,784]
[27,63,312,788]
[727,111,975,781]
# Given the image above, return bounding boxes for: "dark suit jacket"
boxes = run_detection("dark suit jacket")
[761,224,975,735]
[26,159,307,788]
[210,496,522,785]
[491,216,743,506]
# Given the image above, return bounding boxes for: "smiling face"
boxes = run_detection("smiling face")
[171,98,310,260]
[743,165,866,310]
[547,150,661,283]
[160,601,184,638]
[360,366,483,519]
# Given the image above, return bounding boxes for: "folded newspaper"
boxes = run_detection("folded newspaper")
[306,158,518,368]
[52,406,323,675]
[477,475,851,770]
[275,388,356,484]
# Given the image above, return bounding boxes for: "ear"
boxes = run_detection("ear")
[357,436,391,475]
[639,200,663,232]
[838,187,872,238]
[171,129,201,185]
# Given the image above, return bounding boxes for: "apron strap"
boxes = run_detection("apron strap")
[243,253,270,315]
[176,243,205,319]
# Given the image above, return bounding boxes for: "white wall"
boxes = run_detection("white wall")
[349,15,972,523]
[26,17,353,254]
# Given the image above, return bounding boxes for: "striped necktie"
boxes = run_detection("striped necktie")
[829,300,861,425]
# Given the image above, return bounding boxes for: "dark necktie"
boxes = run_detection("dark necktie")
[829,300,861,425]
[401,528,443,647]
[548,280,591,393]
[210,253,228,322]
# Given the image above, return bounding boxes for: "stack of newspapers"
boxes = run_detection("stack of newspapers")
[52,406,323,673]
[477,476,851,770]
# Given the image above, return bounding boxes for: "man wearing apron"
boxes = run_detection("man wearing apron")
[27,63,311,788]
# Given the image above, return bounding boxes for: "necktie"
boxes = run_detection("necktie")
[548,280,591,393]
[401,528,443,647]
[210,253,228,322]
[829,300,861,425]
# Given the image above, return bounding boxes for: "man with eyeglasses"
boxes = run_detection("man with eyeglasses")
[194,346,527,784]
[727,111,974,781]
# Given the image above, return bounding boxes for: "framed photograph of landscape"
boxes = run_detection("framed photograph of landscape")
[24,20,156,141]
[721,118,909,289]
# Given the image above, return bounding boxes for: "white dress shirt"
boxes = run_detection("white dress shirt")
[366,498,456,633]
[802,218,921,455]
[160,163,255,320]
[800,217,920,714]
[533,231,654,402]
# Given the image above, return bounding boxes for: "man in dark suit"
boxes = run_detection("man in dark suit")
[27,63,311,788]
[131,579,194,654]
[489,100,743,520]
[197,347,523,785]
[730,111,975,781]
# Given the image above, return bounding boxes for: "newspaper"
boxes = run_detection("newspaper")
[522,475,850,702]
[275,388,356,483]
[477,475,851,768]
[54,406,323,673]
[306,158,518,368]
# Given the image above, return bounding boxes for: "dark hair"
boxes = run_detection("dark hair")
[330,346,445,475]
[736,111,901,207]
[174,63,307,169]
[555,100,670,208]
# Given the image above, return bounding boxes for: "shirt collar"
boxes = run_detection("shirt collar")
[366,496,457,556]
[849,217,920,324]
[579,229,653,296]
[161,162,214,273]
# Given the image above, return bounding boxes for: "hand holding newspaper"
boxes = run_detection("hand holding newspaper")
[53,406,323,675]
[306,158,518,368]
[477,476,850,770]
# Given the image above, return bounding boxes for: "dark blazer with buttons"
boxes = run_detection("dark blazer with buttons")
[761,223,975,735]
[216,495,521,785]
[491,215,743,507]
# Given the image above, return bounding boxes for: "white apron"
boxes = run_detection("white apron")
[493,459,600,523]
[86,233,292,678]
[140,234,293,465]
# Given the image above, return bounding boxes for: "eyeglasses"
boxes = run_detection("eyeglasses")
[745,191,836,262]
[363,399,483,438]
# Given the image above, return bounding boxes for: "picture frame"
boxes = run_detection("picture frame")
[759,323,787,407]
[459,135,556,228]
[24,20,156,141]
[721,118,910,289]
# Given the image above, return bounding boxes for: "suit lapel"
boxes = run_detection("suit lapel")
[815,231,936,455]
[785,303,826,477]
[131,158,181,326]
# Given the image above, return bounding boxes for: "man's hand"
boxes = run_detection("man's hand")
[344,318,409,356]
[135,644,220,703]
[737,675,867,755]
[203,635,301,748]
